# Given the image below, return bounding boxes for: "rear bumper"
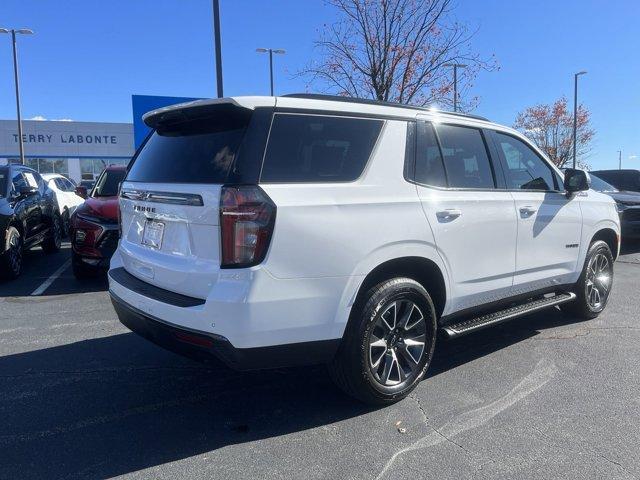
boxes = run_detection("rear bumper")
[110,291,340,370]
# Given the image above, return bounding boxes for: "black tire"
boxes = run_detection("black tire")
[0,227,23,280]
[328,278,437,405]
[41,213,62,254]
[561,240,614,319]
[72,252,98,279]
[61,209,70,238]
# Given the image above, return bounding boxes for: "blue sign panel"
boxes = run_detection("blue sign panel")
[131,95,202,149]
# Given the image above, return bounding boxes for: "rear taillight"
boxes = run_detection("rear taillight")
[220,185,276,268]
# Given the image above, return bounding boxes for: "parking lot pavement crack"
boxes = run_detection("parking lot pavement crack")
[409,394,474,457]
[529,424,638,479]
[375,359,558,480]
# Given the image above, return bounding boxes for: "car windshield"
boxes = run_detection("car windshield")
[589,174,618,192]
[0,167,7,197]
[92,169,126,197]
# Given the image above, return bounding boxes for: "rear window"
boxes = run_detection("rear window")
[260,114,383,183]
[127,112,250,184]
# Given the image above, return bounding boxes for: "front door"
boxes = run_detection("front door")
[489,131,582,291]
[414,120,517,314]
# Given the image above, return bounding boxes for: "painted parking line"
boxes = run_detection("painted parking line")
[30,259,72,296]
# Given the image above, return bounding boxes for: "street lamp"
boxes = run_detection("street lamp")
[443,63,467,112]
[572,70,587,169]
[256,48,285,96]
[0,27,34,166]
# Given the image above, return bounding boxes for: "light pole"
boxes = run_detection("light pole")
[0,28,34,165]
[256,48,285,96]
[572,70,587,169]
[443,63,467,112]
[618,150,622,170]
[212,0,223,97]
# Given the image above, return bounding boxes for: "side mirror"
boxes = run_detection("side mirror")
[75,185,88,199]
[19,185,38,197]
[563,168,590,195]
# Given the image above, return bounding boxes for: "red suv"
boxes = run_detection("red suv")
[70,165,126,278]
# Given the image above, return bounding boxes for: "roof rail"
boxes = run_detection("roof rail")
[281,93,489,122]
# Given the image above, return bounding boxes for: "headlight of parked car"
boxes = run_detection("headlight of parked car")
[616,202,628,213]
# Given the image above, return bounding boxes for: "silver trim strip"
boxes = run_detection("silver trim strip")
[121,189,204,206]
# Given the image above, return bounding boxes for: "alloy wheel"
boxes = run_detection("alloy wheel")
[368,299,427,386]
[585,252,612,311]
[8,232,22,275]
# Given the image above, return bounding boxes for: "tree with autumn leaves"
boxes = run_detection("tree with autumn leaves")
[303,0,496,110]
[513,97,595,169]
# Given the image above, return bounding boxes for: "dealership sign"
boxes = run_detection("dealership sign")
[13,133,119,145]
[0,119,134,158]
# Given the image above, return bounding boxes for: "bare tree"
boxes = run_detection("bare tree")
[302,0,496,110]
[514,97,595,169]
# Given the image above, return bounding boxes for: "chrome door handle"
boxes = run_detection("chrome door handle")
[436,209,462,220]
[519,206,537,216]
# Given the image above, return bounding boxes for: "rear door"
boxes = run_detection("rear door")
[413,118,517,313]
[118,104,268,299]
[489,130,582,289]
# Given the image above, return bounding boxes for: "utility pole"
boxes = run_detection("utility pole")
[618,150,622,170]
[212,0,223,97]
[1,27,34,165]
[573,71,587,169]
[443,63,467,112]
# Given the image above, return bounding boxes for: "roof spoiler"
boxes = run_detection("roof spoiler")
[143,97,275,129]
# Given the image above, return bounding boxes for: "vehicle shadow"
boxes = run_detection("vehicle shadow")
[0,307,585,479]
[0,243,108,297]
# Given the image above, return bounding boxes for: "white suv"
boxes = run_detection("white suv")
[109,94,620,405]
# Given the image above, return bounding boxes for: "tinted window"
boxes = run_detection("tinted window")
[592,171,640,191]
[495,133,556,191]
[261,114,383,183]
[436,125,494,189]
[53,178,65,190]
[0,167,7,197]
[415,121,447,187]
[12,171,27,191]
[93,169,126,197]
[127,112,250,184]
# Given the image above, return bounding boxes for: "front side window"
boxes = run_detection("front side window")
[261,114,383,183]
[435,125,495,189]
[495,132,557,191]
[415,121,447,187]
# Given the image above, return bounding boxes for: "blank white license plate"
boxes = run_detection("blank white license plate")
[142,220,165,249]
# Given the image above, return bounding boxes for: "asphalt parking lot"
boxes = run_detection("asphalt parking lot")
[1,244,639,480]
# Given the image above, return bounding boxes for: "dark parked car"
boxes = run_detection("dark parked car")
[0,164,63,279]
[590,174,640,239]
[69,165,126,278]
[591,169,640,193]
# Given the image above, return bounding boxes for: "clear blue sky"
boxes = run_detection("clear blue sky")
[1,0,638,169]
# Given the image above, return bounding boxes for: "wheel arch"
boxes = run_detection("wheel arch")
[351,256,447,320]
[591,228,619,260]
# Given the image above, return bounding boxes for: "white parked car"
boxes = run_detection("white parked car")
[109,94,620,405]
[41,173,85,236]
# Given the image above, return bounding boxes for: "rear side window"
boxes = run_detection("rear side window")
[415,121,447,187]
[495,132,557,191]
[127,111,251,184]
[260,114,383,183]
[436,125,495,189]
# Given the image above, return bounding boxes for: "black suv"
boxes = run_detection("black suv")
[0,164,63,279]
